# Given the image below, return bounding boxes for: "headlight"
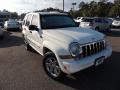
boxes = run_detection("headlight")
[69,42,81,57]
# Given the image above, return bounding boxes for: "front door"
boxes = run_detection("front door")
[30,15,43,54]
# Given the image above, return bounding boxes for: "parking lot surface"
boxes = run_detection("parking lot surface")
[0,29,120,90]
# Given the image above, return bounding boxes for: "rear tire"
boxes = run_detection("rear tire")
[23,37,32,51]
[25,43,32,51]
[43,52,65,80]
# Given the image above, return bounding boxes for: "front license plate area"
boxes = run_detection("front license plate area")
[95,56,105,66]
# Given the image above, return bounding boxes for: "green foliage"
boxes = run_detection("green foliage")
[109,4,120,17]
[69,1,120,18]
[19,13,26,20]
[10,12,18,19]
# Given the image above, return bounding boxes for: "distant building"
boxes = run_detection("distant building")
[0,11,11,27]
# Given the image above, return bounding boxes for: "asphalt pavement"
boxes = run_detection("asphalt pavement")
[0,29,120,90]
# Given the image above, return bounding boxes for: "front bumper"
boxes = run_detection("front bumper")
[60,46,112,74]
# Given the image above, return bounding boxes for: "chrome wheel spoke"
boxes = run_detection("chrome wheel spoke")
[45,57,61,77]
[46,63,51,69]
[53,66,60,76]
[46,63,53,72]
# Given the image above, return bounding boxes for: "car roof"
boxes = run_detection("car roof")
[82,17,93,19]
[27,11,68,16]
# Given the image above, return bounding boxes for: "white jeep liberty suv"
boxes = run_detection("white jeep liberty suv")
[22,12,112,79]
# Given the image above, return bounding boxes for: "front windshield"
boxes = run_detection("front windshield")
[41,15,77,29]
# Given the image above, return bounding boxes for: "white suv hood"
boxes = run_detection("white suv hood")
[43,27,105,44]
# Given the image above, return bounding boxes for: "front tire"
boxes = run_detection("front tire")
[43,52,65,80]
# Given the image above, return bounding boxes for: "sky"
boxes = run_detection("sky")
[0,0,114,15]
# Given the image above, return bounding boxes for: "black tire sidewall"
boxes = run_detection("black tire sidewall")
[43,52,65,80]
[23,36,31,51]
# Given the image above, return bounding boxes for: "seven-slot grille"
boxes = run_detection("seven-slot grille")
[81,40,106,58]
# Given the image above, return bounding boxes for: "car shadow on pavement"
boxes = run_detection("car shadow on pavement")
[0,31,23,48]
[57,51,120,90]
[106,29,120,37]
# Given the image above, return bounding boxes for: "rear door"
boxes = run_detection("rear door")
[95,18,103,30]
[22,14,33,44]
[102,19,109,30]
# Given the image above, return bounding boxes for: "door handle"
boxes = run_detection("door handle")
[40,35,43,38]
[30,31,32,33]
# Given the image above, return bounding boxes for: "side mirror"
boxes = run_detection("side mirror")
[29,25,39,31]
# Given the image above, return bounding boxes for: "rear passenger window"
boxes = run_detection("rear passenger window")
[23,20,25,25]
[25,15,32,26]
[22,15,27,25]
[31,15,38,26]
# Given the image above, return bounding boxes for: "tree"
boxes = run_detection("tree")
[89,1,97,16]
[109,4,120,17]
[19,13,26,20]
[79,2,92,17]
[79,1,85,8]
[69,1,120,17]
[3,9,9,12]
[10,12,18,19]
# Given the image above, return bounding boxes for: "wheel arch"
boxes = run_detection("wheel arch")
[42,43,64,72]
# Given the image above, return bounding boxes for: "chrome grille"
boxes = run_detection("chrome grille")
[81,40,106,58]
